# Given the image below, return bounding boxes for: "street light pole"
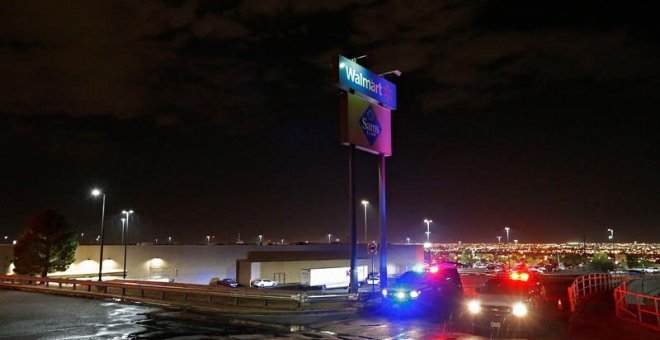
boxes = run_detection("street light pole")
[122,210,133,279]
[607,228,614,251]
[327,233,332,244]
[121,217,126,274]
[361,200,369,244]
[91,189,106,282]
[497,235,502,244]
[505,226,511,268]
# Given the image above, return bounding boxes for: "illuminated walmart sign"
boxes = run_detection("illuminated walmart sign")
[335,55,397,110]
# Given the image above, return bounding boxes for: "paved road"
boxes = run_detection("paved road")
[0,290,283,339]
[1,274,627,339]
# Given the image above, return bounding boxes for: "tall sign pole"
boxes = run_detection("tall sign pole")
[348,144,358,293]
[378,154,388,290]
[333,55,397,293]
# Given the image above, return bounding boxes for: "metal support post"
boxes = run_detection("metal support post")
[97,194,106,281]
[379,153,388,290]
[348,144,358,293]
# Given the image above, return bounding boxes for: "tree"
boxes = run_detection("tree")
[561,254,586,268]
[625,254,653,269]
[460,249,475,265]
[588,252,615,272]
[13,210,78,277]
[627,254,641,268]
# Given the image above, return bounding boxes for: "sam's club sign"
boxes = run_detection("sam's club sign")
[334,55,397,110]
[340,92,391,156]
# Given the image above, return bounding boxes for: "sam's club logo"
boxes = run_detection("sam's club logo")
[360,105,381,145]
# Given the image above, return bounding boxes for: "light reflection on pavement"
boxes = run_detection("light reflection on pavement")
[3,283,573,339]
[307,315,479,339]
[0,290,477,339]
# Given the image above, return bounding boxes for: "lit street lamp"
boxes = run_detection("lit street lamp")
[168,236,172,244]
[258,234,263,245]
[497,235,502,244]
[361,200,369,244]
[206,235,210,245]
[121,210,134,279]
[424,219,432,243]
[91,188,106,281]
[607,228,614,250]
[406,237,411,244]
[327,233,332,244]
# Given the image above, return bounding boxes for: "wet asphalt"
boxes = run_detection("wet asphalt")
[1,275,574,339]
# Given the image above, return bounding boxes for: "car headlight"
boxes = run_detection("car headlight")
[512,302,528,317]
[467,300,481,314]
[395,291,407,300]
[409,290,420,299]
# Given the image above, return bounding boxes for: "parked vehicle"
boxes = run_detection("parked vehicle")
[300,266,368,289]
[473,262,487,269]
[218,278,238,288]
[643,267,659,274]
[251,279,278,287]
[365,272,380,285]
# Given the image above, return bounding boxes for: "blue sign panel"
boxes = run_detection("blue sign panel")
[336,55,397,110]
[360,105,381,146]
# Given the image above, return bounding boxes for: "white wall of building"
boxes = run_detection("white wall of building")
[1,243,423,284]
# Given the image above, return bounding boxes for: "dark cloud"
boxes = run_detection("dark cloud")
[346,0,660,112]
[1,0,659,243]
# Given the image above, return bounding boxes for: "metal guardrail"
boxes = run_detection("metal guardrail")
[0,275,360,312]
[614,275,660,331]
[567,273,627,312]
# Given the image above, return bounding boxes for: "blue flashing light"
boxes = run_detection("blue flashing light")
[413,264,425,273]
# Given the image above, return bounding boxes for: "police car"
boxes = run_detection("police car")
[466,270,547,336]
[381,264,463,317]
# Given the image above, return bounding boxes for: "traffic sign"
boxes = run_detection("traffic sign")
[367,242,377,255]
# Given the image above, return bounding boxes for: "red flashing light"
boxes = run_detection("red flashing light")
[510,272,529,281]
[429,266,439,273]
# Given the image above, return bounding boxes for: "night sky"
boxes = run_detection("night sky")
[1,1,659,244]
